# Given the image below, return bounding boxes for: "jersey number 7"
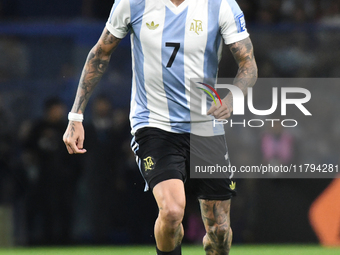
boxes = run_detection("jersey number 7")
[165,42,180,68]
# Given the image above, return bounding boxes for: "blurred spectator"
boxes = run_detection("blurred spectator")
[58,62,78,109]
[0,0,17,19]
[0,93,15,204]
[0,37,29,82]
[257,0,283,24]
[75,95,130,243]
[15,0,82,18]
[1,0,339,24]
[237,0,259,23]
[0,93,14,138]
[280,0,317,23]
[319,0,340,26]
[117,142,158,244]
[184,198,205,244]
[81,0,114,20]
[261,121,297,166]
[22,97,81,245]
[268,33,317,77]
[0,133,14,205]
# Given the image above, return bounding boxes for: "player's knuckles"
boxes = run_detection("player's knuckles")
[214,110,221,116]
[63,138,69,144]
[65,138,76,145]
[221,105,228,111]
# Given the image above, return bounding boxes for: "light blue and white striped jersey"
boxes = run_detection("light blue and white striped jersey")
[106,0,249,136]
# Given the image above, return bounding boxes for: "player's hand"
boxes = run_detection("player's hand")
[207,99,232,119]
[63,121,87,154]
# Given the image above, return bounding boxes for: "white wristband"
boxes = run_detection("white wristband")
[68,112,84,122]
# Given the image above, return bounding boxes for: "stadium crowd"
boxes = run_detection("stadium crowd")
[0,0,339,246]
[0,0,339,25]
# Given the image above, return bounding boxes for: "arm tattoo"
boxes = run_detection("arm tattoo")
[226,37,258,110]
[71,31,120,113]
[103,30,115,45]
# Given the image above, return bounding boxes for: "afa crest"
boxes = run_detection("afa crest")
[144,156,155,171]
[189,19,203,35]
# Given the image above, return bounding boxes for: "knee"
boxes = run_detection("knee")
[159,204,185,228]
[205,224,232,243]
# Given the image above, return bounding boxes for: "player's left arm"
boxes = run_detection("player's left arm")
[207,37,258,119]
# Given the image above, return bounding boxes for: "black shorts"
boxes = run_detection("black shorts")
[131,127,236,200]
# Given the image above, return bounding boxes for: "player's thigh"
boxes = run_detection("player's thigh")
[153,179,186,219]
[199,199,231,229]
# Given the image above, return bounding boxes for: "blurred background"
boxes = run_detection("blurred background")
[0,0,340,248]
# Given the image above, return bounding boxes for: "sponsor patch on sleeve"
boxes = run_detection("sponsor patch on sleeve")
[236,13,246,32]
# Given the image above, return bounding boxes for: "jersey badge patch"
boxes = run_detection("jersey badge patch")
[236,13,246,32]
[189,19,203,35]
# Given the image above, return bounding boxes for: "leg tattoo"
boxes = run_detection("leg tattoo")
[199,200,232,255]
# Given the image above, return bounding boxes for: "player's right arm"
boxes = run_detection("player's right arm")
[63,28,121,154]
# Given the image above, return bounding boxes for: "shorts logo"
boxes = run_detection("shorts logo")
[229,181,236,190]
[144,156,155,171]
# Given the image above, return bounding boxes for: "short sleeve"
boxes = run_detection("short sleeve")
[106,0,131,39]
[219,0,249,45]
